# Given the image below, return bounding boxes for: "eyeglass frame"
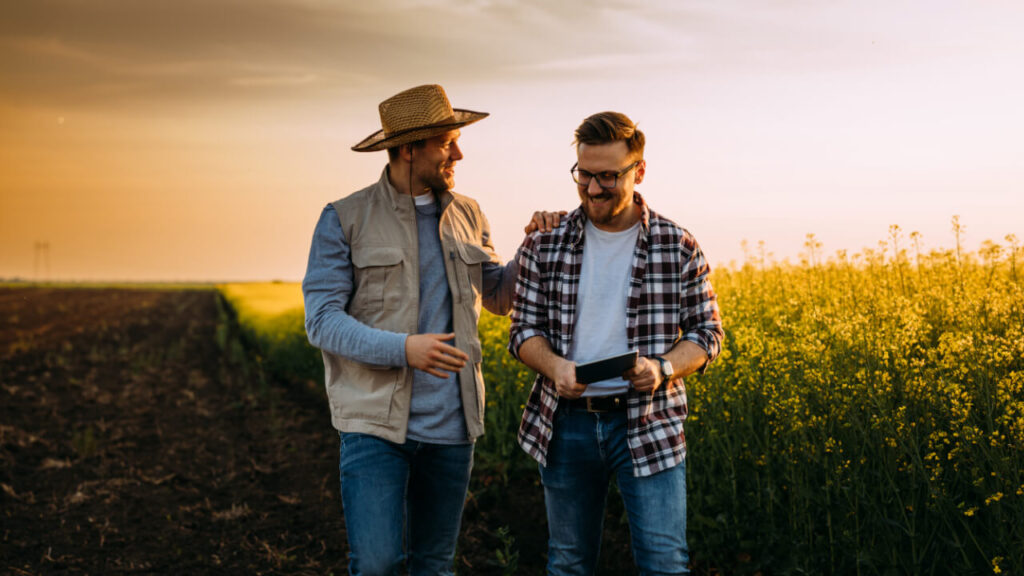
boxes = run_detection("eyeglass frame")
[570,160,641,190]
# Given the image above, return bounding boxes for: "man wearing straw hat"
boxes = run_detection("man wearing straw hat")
[509,111,724,574]
[302,84,559,575]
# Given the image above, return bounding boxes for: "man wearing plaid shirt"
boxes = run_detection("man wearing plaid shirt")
[508,111,724,575]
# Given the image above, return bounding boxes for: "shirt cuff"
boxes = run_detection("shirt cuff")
[509,327,547,361]
[681,333,715,375]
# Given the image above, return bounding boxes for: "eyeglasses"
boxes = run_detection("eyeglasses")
[570,161,640,189]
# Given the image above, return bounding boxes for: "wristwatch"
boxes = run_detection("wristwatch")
[653,356,673,380]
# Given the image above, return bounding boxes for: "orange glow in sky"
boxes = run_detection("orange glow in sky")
[2,1,1023,281]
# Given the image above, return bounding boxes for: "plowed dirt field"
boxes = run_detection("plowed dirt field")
[1,287,643,575]
[1,287,352,574]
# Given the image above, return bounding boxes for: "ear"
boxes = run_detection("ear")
[633,159,646,185]
[400,143,415,163]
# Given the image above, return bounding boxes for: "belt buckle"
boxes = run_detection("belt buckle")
[585,397,617,413]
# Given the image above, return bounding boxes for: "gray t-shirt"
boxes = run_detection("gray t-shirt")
[569,219,641,397]
[407,193,470,444]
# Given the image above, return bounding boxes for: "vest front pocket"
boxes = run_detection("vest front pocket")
[349,246,404,314]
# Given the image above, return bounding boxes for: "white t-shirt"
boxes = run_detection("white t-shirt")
[568,219,640,397]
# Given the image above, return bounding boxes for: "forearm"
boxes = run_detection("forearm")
[660,340,711,380]
[519,335,585,398]
[304,306,407,367]
[517,335,569,382]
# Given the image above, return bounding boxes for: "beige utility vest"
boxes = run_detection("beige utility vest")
[323,170,501,443]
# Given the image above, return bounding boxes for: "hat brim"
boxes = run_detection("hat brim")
[351,109,489,152]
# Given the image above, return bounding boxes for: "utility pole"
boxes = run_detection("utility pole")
[34,241,50,281]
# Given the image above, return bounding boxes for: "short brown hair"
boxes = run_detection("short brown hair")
[573,111,645,159]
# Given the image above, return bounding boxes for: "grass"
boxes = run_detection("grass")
[217,282,320,387]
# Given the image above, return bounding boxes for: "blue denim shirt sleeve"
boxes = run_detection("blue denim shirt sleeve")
[480,259,517,316]
[302,205,408,367]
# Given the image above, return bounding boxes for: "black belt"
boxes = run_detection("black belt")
[564,394,628,413]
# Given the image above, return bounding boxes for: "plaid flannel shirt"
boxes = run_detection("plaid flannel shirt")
[508,193,724,477]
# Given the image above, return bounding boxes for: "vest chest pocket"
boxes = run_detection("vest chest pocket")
[452,242,493,303]
[349,246,405,314]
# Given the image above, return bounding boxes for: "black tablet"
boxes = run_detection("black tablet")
[575,350,639,384]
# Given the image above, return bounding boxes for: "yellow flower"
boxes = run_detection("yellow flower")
[985,492,1004,506]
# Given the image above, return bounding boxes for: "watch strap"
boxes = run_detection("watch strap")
[653,355,673,379]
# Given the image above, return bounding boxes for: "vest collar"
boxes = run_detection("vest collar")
[379,165,455,212]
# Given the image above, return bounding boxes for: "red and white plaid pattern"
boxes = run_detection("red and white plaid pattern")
[509,193,724,477]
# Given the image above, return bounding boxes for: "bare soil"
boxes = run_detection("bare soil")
[0,287,638,575]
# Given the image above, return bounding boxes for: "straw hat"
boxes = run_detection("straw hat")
[351,84,489,152]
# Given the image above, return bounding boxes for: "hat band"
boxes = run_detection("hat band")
[383,116,459,140]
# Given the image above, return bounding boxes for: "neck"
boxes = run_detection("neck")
[591,204,641,233]
[386,161,427,197]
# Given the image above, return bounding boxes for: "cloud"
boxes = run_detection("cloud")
[0,0,401,108]
[0,0,690,110]
[2,0,1022,113]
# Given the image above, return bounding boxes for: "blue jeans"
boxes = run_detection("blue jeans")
[337,432,474,576]
[539,406,690,576]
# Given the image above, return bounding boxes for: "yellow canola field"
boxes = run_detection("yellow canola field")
[218,282,304,320]
[217,234,1024,574]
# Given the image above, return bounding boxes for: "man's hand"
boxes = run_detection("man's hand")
[405,333,469,378]
[524,211,567,234]
[624,357,663,393]
[552,357,587,399]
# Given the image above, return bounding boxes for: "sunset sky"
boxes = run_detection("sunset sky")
[2,0,1023,281]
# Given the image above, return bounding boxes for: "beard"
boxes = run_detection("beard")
[581,190,630,226]
[418,163,454,194]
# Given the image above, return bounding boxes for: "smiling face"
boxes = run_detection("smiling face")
[576,140,645,232]
[411,129,463,194]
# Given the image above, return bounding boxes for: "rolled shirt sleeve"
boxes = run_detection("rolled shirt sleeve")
[678,235,724,371]
[508,234,550,361]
